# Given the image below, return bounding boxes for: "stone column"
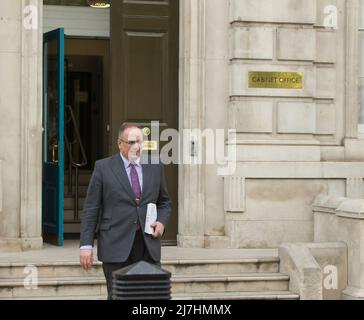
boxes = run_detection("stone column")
[0,0,43,251]
[343,0,364,161]
[177,0,206,247]
[20,0,43,250]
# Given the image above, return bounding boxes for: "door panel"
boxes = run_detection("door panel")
[42,28,65,246]
[111,0,179,244]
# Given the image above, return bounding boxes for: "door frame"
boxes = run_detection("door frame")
[41,1,208,248]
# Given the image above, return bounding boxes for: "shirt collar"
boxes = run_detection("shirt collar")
[120,153,141,168]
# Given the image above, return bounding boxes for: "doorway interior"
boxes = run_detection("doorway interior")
[62,37,109,238]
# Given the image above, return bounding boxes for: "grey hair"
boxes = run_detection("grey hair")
[118,123,141,140]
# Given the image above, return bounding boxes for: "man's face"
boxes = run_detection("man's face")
[117,127,143,162]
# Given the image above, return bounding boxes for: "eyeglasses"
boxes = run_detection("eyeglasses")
[120,139,143,146]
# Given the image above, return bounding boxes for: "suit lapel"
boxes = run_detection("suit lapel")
[110,154,136,202]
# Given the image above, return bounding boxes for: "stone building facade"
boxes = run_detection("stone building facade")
[0,0,364,298]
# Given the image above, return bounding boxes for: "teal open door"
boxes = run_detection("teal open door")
[42,28,65,246]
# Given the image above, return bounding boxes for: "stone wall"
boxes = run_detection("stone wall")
[0,0,43,251]
[229,0,343,143]
[220,0,364,248]
[313,195,364,299]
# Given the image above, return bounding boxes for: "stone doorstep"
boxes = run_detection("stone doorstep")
[0,257,279,267]
[173,291,300,300]
[171,273,289,283]
[1,290,300,300]
[0,258,279,278]
[0,273,290,298]
[0,273,288,287]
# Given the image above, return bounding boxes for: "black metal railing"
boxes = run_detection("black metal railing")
[64,105,88,221]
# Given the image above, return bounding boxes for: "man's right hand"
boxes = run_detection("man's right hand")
[80,249,93,271]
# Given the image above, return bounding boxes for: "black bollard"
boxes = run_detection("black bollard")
[112,261,171,300]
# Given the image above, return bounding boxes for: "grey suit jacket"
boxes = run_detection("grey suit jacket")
[80,154,172,263]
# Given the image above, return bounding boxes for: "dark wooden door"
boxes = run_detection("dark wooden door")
[111,0,179,244]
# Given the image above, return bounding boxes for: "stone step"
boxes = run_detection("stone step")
[0,276,107,299]
[1,291,300,300]
[64,172,92,186]
[0,273,289,299]
[173,291,300,300]
[63,210,83,222]
[0,262,104,278]
[1,295,107,300]
[162,258,279,274]
[0,258,279,279]
[64,198,85,210]
[64,186,88,197]
[63,222,81,233]
[171,273,289,294]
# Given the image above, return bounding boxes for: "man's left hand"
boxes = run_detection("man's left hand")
[151,221,165,238]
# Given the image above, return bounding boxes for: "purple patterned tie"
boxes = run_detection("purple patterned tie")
[130,163,141,230]
[130,163,141,201]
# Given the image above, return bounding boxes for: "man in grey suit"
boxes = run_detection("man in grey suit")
[79,123,171,299]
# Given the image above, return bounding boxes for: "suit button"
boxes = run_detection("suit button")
[134,221,137,224]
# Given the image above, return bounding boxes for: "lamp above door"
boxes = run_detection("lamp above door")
[87,0,110,8]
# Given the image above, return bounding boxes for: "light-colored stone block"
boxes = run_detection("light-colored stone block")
[342,287,364,300]
[224,176,245,213]
[230,101,273,133]
[312,196,364,296]
[316,31,337,63]
[231,26,274,60]
[344,139,364,161]
[346,178,364,199]
[236,145,321,162]
[233,162,364,179]
[0,0,21,21]
[277,102,316,134]
[0,160,2,213]
[316,103,335,135]
[316,0,339,28]
[0,53,21,123]
[0,19,21,53]
[230,63,316,97]
[279,244,322,299]
[205,0,229,59]
[231,220,313,248]
[278,28,316,61]
[316,67,336,99]
[320,146,345,162]
[230,0,316,24]
[280,242,347,300]
[241,179,327,221]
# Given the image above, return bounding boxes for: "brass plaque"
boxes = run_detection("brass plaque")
[143,140,158,151]
[248,71,303,89]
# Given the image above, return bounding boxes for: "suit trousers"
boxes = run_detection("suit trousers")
[102,229,159,300]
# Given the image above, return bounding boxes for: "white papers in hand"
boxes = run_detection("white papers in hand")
[145,203,157,234]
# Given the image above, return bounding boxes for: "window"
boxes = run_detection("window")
[359,1,364,133]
